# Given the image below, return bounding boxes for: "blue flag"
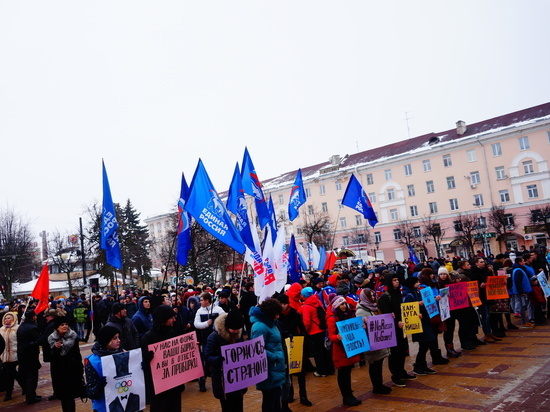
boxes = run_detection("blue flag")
[267,195,278,244]
[317,246,326,270]
[100,161,122,269]
[241,148,271,229]
[227,163,256,253]
[288,169,307,221]
[409,246,420,264]
[288,234,302,283]
[176,173,192,266]
[341,174,378,227]
[185,159,245,254]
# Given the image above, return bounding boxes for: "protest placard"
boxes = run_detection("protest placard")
[401,302,423,336]
[148,331,203,395]
[448,282,469,310]
[222,336,268,393]
[486,276,509,300]
[366,313,396,350]
[467,281,482,307]
[102,349,146,412]
[336,316,370,357]
[285,336,304,374]
[537,273,550,298]
[439,287,451,321]
[420,287,439,318]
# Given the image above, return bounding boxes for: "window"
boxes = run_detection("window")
[429,202,438,214]
[519,136,530,150]
[491,142,502,157]
[499,190,510,203]
[319,185,326,195]
[387,188,395,200]
[426,180,434,193]
[531,209,543,222]
[296,226,303,235]
[305,188,311,197]
[340,217,347,228]
[321,202,328,213]
[278,194,284,205]
[342,236,349,246]
[335,181,342,191]
[432,223,441,236]
[404,164,412,176]
[449,198,459,211]
[413,226,422,238]
[443,154,452,167]
[338,199,343,209]
[357,233,365,244]
[527,184,539,199]
[470,171,481,185]
[523,160,534,174]
[407,184,415,197]
[454,221,463,232]
[355,215,362,226]
[423,159,431,172]
[307,205,314,215]
[393,229,401,240]
[279,210,287,220]
[366,173,374,185]
[473,194,484,206]
[390,209,398,220]
[495,166,506,180]
[368,192,376,203]
[467,149,477,162]
[478,217,487,228]
[410,205,418,217]
[374,232,381,243]
[385,169,392,180]
[504,214,514,227]
[446,176,455,189]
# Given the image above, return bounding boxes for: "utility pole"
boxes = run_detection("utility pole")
[405,111,413,139]
[79,218,87,287]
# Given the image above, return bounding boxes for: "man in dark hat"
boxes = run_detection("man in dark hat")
[216,289,236,313]
[105,302,139,350]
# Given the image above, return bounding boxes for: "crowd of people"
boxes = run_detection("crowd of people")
[0,244,548,411]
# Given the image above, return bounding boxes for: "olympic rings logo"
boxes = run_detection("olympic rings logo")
[114,380,133,393]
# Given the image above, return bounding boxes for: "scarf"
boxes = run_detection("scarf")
[359,288,378,313]
[48,328,78,356]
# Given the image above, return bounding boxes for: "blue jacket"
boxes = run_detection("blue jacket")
[511,264,532,295]
[132,296,153,340]
[249,306,285,390]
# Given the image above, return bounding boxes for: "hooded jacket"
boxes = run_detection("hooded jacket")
[105,313,139,350]
[0,312,18,363]
[511,263,533,295]
[301,293,326,335]
[285,283,303,311]
[132,296,153,339]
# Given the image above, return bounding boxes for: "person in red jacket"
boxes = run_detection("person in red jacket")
[300,287,330,377]
[286,282,304,312]
[326,296,362,406]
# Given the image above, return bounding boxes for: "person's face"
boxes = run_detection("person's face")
[3,315,14,326]
[163,296,171,305]
[280,302,289,311]
[475,259,485,268]
[119,308,127,318]
[143,299,151,309]
[413,281,420,289]
[339,302,347,311]
[228,328,241,334]
[440,273,448,280]
[189,301,196,309]
[163,316,176,327]
[392,278,400,289]
[200,298,209,308]
[232,288,238,295]
[462,262,471,270]
[108,334,121,351]
[57,322,69,334]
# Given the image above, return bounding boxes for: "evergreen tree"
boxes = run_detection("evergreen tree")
[120,199,152,286]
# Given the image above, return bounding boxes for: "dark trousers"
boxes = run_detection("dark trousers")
[2,361,24,393]
[21,367,39,401]
[336,365,354,398]
[388,336,408,380]
[261,386,282,412]
[308,332,330,375]
[60,398,76,412]
[368,359,385,390]
[443,317,456,345]
[220,394,244,412]
[415,339,438,367]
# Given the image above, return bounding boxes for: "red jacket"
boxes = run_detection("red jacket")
[286,283,304,312]
[326,307,360,369]
[301,294,325,335]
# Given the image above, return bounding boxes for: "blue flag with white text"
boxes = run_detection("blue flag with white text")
[227,163,256,253]
[341,174,378,227]
[100,161,122,269]
[288,234,302,283]
[267,195,278,244]
[176,173,192,266]
[288,169,307,221]
[241,148,271,229]
[185,159,245,254]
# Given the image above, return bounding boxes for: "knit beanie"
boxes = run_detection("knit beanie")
[153,305,176,322]
[97,326,120,348]
[301,287,314,299]
[112,302,125,315]
[225,310,244,330]
[331,296,346,309]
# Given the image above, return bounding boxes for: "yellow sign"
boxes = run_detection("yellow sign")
[285,336,304,374]
[401,302,423,336]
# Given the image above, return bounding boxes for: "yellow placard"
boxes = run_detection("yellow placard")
[285,336,304,374]
[401,302,423,336]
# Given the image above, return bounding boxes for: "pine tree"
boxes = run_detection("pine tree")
[120,199,152,286]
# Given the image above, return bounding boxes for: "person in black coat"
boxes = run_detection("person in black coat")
[238,283,257,336]
[16,310,42,405]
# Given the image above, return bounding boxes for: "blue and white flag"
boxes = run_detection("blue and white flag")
[185,159,245,254]
[341,174,378,227]
[176,173,192,266]
[227,163,257,253]
[317,246,327,271]
[100,161,122,269]
[241,148,271,229]
[288,234,302,283]
[288,169,307,221]
[267,195,278,244]
[408,246,420,265]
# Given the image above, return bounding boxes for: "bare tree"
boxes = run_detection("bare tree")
[49,231,80,295]
[422,215,445,258]
[529,205,550,240]
[453,213,481,255]
[301,205,335,249]
[488,206,515,252]
[393,220,417,250]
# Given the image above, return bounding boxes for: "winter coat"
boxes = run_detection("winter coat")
[511,264,533,295]
[402,285,435,343]
[326,307,360,369]
[16,318,42,372]
[48,328,85,400]
[204,313,247,400]
[132,296,153,340]
[40,319,56,362]
[249,306,285,390]
[301,294,326,335]
[194,304,226,345]
[355,305,390,364]
[285,283,303,311]
[0,312,18,363]
[85,342,123,412]
[125,301,139,319]
[105,313,139,350]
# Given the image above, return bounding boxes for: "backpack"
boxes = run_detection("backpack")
[315,305,327,330]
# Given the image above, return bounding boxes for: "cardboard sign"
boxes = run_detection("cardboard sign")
[537,273,550,298]
[285,336,304,374]
[486,276,509,300]
[439,288,451,321]
[336,316,370,357]
[448,282,469,310]
[366,313,397,350]
[222,336,268,393]
[101,349,146,412]
[401,302,423,336]
[467,281,482,307]
[148,331,204,395]
[420,287,439,318]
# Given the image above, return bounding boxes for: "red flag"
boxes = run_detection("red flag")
[31,263,50,314]
[323,251,337,271]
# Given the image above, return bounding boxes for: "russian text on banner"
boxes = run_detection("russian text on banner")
[336,316,370,358]
[101,349,146,412]
[366,313,396,350]
[148,331,203,395]
[222,336,268,393]
[401,302,423,336]
[486,276,509,300]
[419,287,439,318]
[439,288,451,321]
[467,281,482,307]
[448,282,469,310]
[285,336,304,374]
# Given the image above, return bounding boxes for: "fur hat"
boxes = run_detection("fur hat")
[53,316,69,329]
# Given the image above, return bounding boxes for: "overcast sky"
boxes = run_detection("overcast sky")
[2,1,549,238]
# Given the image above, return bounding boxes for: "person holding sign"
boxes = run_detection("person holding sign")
[326,296,362,407]
[470,257,500,343]
[204,310,247,412]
